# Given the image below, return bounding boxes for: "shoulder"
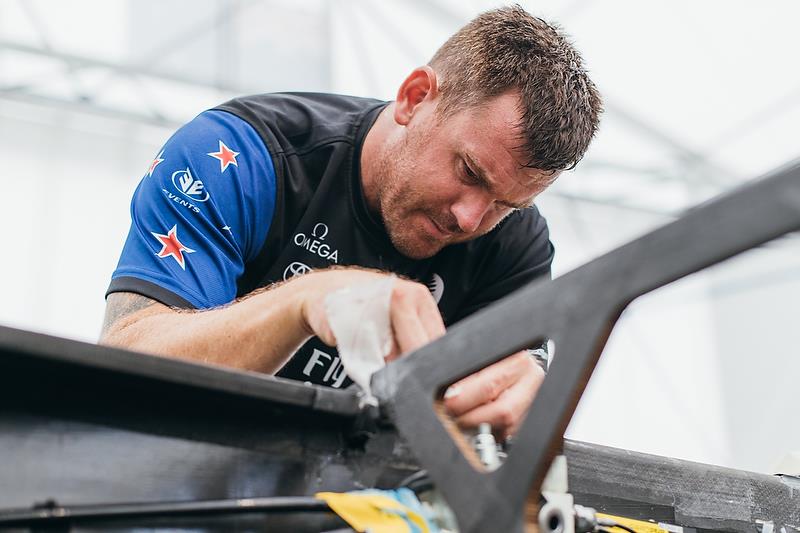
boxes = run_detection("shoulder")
[130,108,278,270]
[214,92,387,154]
[166,108,271,157]
[154,109,276,204]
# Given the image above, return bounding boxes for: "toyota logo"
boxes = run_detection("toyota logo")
[283,261,313,280]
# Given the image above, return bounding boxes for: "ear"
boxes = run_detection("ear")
[394,66,439,126]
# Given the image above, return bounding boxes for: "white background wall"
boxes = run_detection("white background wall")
[0,102,168,340]
[0,0,798,476]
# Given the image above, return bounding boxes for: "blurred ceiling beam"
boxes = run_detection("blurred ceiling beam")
[0,88,182,128]
[549,190,675,217]
[0,40,243,92]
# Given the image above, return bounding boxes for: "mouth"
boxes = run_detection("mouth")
[425,215,452,240]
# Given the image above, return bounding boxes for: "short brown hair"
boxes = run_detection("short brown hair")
[430,5,602,172]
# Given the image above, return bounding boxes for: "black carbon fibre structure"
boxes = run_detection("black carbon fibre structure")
[566,440,800,533]
[0,497,330,528]
[0,326,406,532]
[371,160,800,533]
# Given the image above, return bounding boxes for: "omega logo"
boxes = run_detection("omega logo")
[312,223,328,240]
[292,222,339,263]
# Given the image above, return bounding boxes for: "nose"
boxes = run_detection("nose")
[450,190,493,234]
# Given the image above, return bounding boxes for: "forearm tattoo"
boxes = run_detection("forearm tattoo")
[101,293,157,337]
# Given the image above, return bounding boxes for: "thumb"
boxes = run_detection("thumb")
[303,298,338,347]
[384,338,401,363]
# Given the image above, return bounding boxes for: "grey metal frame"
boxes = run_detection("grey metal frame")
[371,160,800,533]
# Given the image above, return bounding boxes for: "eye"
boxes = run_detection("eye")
[460,159,480,185]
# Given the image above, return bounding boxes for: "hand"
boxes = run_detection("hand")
[297,267,446,359]
[442,351,545,441]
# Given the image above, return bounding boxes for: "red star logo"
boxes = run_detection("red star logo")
[207,140,240,173]
[151,225,195,270]
[147,150,165,177]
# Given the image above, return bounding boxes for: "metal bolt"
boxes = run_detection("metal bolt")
[474,423,500,470]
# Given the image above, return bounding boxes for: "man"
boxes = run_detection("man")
[100,6,601,440]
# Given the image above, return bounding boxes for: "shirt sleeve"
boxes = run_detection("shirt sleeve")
[106,110,277,309]
[451,206,554,323]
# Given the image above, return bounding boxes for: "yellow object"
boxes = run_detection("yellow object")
[597,513,675,533]
[316,491,430,533]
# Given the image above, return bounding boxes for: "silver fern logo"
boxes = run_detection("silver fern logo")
[426,273,444,304]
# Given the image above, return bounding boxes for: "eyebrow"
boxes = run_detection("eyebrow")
[463,153,533,209]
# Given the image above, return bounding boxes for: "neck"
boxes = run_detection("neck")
[360,103,395,215]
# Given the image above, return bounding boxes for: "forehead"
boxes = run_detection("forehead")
[444,93,553,194]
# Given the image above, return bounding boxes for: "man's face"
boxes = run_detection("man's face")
[374,92,557,259]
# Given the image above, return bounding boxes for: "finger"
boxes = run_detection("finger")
[391,311,429,355]
[443,352,530,417]
[389,286,432,355]
[416,290,446,341]
[385,338,401,363]
[456,359,545,439]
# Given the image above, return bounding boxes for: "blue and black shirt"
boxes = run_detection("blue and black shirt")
[108,92,554,388]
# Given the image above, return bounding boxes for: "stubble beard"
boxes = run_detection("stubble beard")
[373,132,444,260]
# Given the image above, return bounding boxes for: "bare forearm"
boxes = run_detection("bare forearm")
[100,266,443,375]
[100,285,312,373]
